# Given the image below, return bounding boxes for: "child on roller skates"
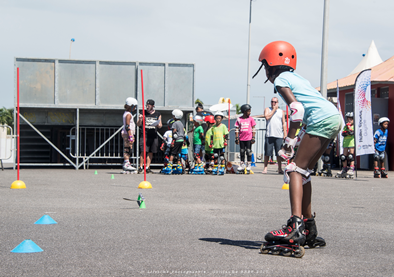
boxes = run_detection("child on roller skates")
[318,140,334,177]
[121,97,138,173]
[161,109,184,175]
[235,104,256,173]
[204,115,215,173]
[206,112,229,175]
[336,112,355,178]
[252,41,342,257]
[374,117,390,178]
[161,119,175,167]
[178,129,190,174]
[191,115,205,174]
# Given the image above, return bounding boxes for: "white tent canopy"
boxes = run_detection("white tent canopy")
[349,40,383,76]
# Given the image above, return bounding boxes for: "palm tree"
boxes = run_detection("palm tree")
[195,98,204,106]
[235,104,241,115]
[0,107,14,127]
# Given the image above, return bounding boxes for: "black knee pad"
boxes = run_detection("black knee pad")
[340,154,347,162]
[240,148,245,158]
[124,147,131,155]
[246,149,253,157]
[321,154,330,163]
[347,154,354,162]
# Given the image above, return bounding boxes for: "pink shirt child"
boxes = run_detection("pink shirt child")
[235,116,256,141]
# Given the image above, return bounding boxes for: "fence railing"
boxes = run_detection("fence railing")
[0,125,14,170]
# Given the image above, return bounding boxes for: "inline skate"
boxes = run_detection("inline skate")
[121,161,137,174]
[212,164,219,175]
[318,164,332,177]
[260,215,306,258]
[380,168,388,178]
[237,162,245,173]
[346,166,354,179]
[161,162,173,175]
[190,163,205,175]
[303,215,326,248]
[335,167,348,178]
[218,164,225,175]
[172,163,183,175]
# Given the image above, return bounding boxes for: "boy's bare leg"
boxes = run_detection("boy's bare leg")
[262,155,269,173]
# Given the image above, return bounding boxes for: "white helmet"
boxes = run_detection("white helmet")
[345,112,353,118]
[214,111,224,118]
[125,97,138,107]
[193,115,204,124]
[172,109,183,119]
[378,117,390,125]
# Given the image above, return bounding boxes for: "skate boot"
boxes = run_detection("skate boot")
[347,166,355,179]
[161,162,173,175]
[260,215,306,258]
[245,162,252,174]
[191,163,204,175]
[212,164,219,175]
[318,164,327,176]
[218,164,225,175]
[303,215,326,248]
[381,168,388,178]
[237,162,245,173]
[137,166,144,174]
[172,163,183,175]
[326,164,332,177]
[122,161,136,172]
[374,167,380,178]
[335,167,348,178]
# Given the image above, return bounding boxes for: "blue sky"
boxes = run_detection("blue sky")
[1,0,393,115]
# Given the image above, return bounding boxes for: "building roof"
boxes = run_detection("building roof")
[321,55,394,92]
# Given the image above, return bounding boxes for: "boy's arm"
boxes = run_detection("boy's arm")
[125,114,134,142]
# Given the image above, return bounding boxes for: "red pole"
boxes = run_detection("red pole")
[17,68,20,180]
[228,101,230,131]
[141,70,147,182]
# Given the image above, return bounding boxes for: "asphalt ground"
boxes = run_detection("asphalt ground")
[1,164,393,276]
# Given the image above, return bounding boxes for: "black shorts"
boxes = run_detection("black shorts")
[170,141,183,156]
[139,136,159,153]
[213,148,224,157]
[264,137,283,157]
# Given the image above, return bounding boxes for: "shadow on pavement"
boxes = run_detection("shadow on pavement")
[199,238,263,250]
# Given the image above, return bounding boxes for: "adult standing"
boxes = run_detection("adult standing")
[136,99,162,173]
[195,103,213,135]
[262,97,287,174]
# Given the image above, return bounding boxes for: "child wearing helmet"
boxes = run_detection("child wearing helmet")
[161,119,175,166]
[161,109,185,174]
[235,104,256,172]
[204,115,215,172]
[122,97,138,172]
[374,117,390,178]
[192,115,205,171]
[253,41,342,254]
[206,111,229,175]
[337,112,355,178]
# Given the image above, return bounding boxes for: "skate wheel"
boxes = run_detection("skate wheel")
[293,246,305,258]
[271,248,280,255]
[260,243,269,254]
[282,250,292,257]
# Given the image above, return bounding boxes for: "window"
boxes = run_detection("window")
[380,87,389,99]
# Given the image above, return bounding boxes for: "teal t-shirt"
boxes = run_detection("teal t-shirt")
[193,125,203,145]
[274,71,339,126]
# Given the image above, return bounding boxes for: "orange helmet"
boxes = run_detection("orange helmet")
[204,115,215,124]
[258,41,297,70]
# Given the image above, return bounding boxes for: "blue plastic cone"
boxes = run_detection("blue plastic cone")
[35,215,57,225]
[251,154,256,167]
[11,240,43,253]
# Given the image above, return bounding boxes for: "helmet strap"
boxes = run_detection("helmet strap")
[252,63,264,79]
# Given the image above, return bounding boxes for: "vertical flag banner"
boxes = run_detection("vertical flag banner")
[336,80,345,155]
[354,69,374,156]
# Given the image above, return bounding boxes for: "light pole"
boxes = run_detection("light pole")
[320,0,330,99]
[69,38,75,59]
[246,0,254,104]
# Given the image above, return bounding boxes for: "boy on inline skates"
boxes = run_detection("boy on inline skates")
[121,97,138,173]
[374,117,390,178]
[336,112,355,178]
[206,112,229,175]
[191,115,205,174]
[161,109,184,175]
[234,104,256,173]
[252,41,342,257]
[160,119,175,167]
[204,115,215,173]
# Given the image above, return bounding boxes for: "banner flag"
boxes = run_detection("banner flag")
[336,80,345,155]
[354,69,374,156]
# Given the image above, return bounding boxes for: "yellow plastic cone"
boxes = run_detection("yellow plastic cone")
[10,180,26,189]
[138,181,152,189]
[282,183,289,190]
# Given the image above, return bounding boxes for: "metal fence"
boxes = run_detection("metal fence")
[0,125,14,170]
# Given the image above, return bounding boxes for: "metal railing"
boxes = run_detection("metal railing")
[0,125,14,170]
[68,126,138,169]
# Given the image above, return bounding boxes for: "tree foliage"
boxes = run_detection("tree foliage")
[0,107,14,126]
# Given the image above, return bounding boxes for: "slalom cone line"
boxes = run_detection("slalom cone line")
[35,215,57,224]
